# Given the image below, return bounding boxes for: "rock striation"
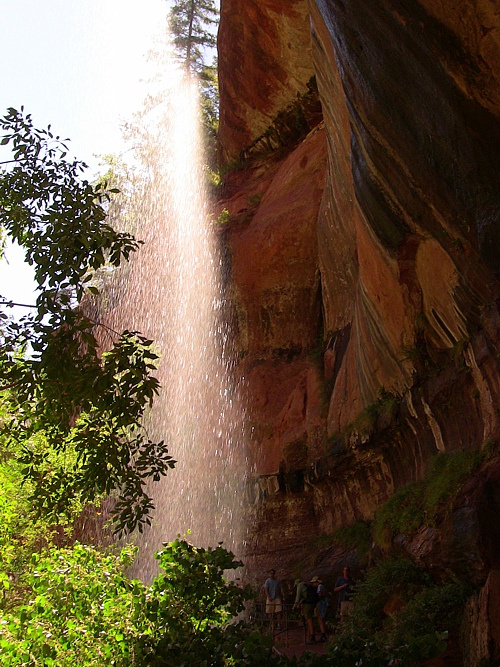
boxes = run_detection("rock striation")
[216,0,500,660]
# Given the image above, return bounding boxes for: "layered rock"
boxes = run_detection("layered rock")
[463,570,500,666]
[218,0,315,162]
[220,120,327,476]
[216,1,500,633]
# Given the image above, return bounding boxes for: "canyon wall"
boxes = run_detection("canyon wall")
[217,0,500,656]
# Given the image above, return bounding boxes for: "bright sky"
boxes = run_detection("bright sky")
[0,0,168,307]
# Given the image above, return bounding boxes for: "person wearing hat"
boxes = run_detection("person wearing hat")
[294,575,326,643]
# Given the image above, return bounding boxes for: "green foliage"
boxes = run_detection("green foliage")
[169,0,218,75]
[373,451,482,546]
[0,470,470,667]
[204,164,222,189]
[0,108,138,303]
[388,583,469,648]
[151,538,250,630]
[323,559,466,666]
[346,558,428,634]
[169,0,220,157]
[247,193,262,207]
[0,542,142,666]
[0,435,69,612]
[423,450,481,517]
[139,539,276,666]
[212,207,230,226]
[310,532,335,552]
[334,520,372,558]
[373,484,425,547]
[200,62,219,158]
[345,388,398,439]
[0,108,175,535]
[0,538,278,667]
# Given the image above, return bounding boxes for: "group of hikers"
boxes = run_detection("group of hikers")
[263,567,355,644]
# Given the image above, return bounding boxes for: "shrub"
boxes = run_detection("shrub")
[0,426,80,613]
[323,560,465,666]
[344,558,429,635]
[373,484,425,547]
[373,451,483,547]
[422,451,481,517]
[0,543,141,666]
[0,538,278,667]
[334,520,372,559]
[388,582,470,647]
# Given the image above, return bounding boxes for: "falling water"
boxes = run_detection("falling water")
[99,35,247,580]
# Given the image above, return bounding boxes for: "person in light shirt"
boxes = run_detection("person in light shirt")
[263,568,283,629]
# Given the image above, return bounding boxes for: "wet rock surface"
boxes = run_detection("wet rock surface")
[216,0,500,660]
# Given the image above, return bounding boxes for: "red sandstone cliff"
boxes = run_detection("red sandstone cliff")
[216,0,500,661]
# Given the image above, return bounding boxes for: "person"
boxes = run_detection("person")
[316,578,330,637]
[263,569,283,629]
[294,575,323,643]
[311,576,328,642]
[293,578,308,609]
[334,566,355,622]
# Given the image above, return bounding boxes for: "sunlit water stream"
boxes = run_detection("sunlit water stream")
[98,46,247,581]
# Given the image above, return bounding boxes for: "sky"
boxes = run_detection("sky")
[0,0,168,306]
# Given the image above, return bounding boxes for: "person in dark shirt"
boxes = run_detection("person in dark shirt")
[334,566,355,622]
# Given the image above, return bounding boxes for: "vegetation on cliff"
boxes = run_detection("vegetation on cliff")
[373,450,484,547]
[317,559,469,666]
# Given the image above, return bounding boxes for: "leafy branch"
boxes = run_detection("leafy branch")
[0,107,175,535]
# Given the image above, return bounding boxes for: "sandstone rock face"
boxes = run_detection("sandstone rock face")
[216,0,500,615]
[227,125,326,356]
[462,571,500,666]
[310,0,500,431]
[219,123,327,476]
[396,460,500,585]
[218,0,315,162]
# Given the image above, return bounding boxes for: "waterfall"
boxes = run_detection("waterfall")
[98,37,247,581]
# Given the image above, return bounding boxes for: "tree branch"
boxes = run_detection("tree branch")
[0,300,36,309]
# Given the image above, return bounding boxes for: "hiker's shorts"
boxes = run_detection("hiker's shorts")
[266,597,282,614]
[302,603,315,620]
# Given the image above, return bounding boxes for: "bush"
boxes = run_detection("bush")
[0,538,280,667]
[373,484,425,547]
[344,558,429,635]
[388,582,469,647]
[138,538,274,666]
[0,425,81,614]
[423,451,481,517]
[373,451,483,546]
[334,520,372,559]
[0,543,141,666]
[322,560,468,666]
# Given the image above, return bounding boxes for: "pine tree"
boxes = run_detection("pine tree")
[168,0,220,162]
[168,0,218,75]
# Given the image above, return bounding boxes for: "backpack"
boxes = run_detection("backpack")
[303,583,319,605]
